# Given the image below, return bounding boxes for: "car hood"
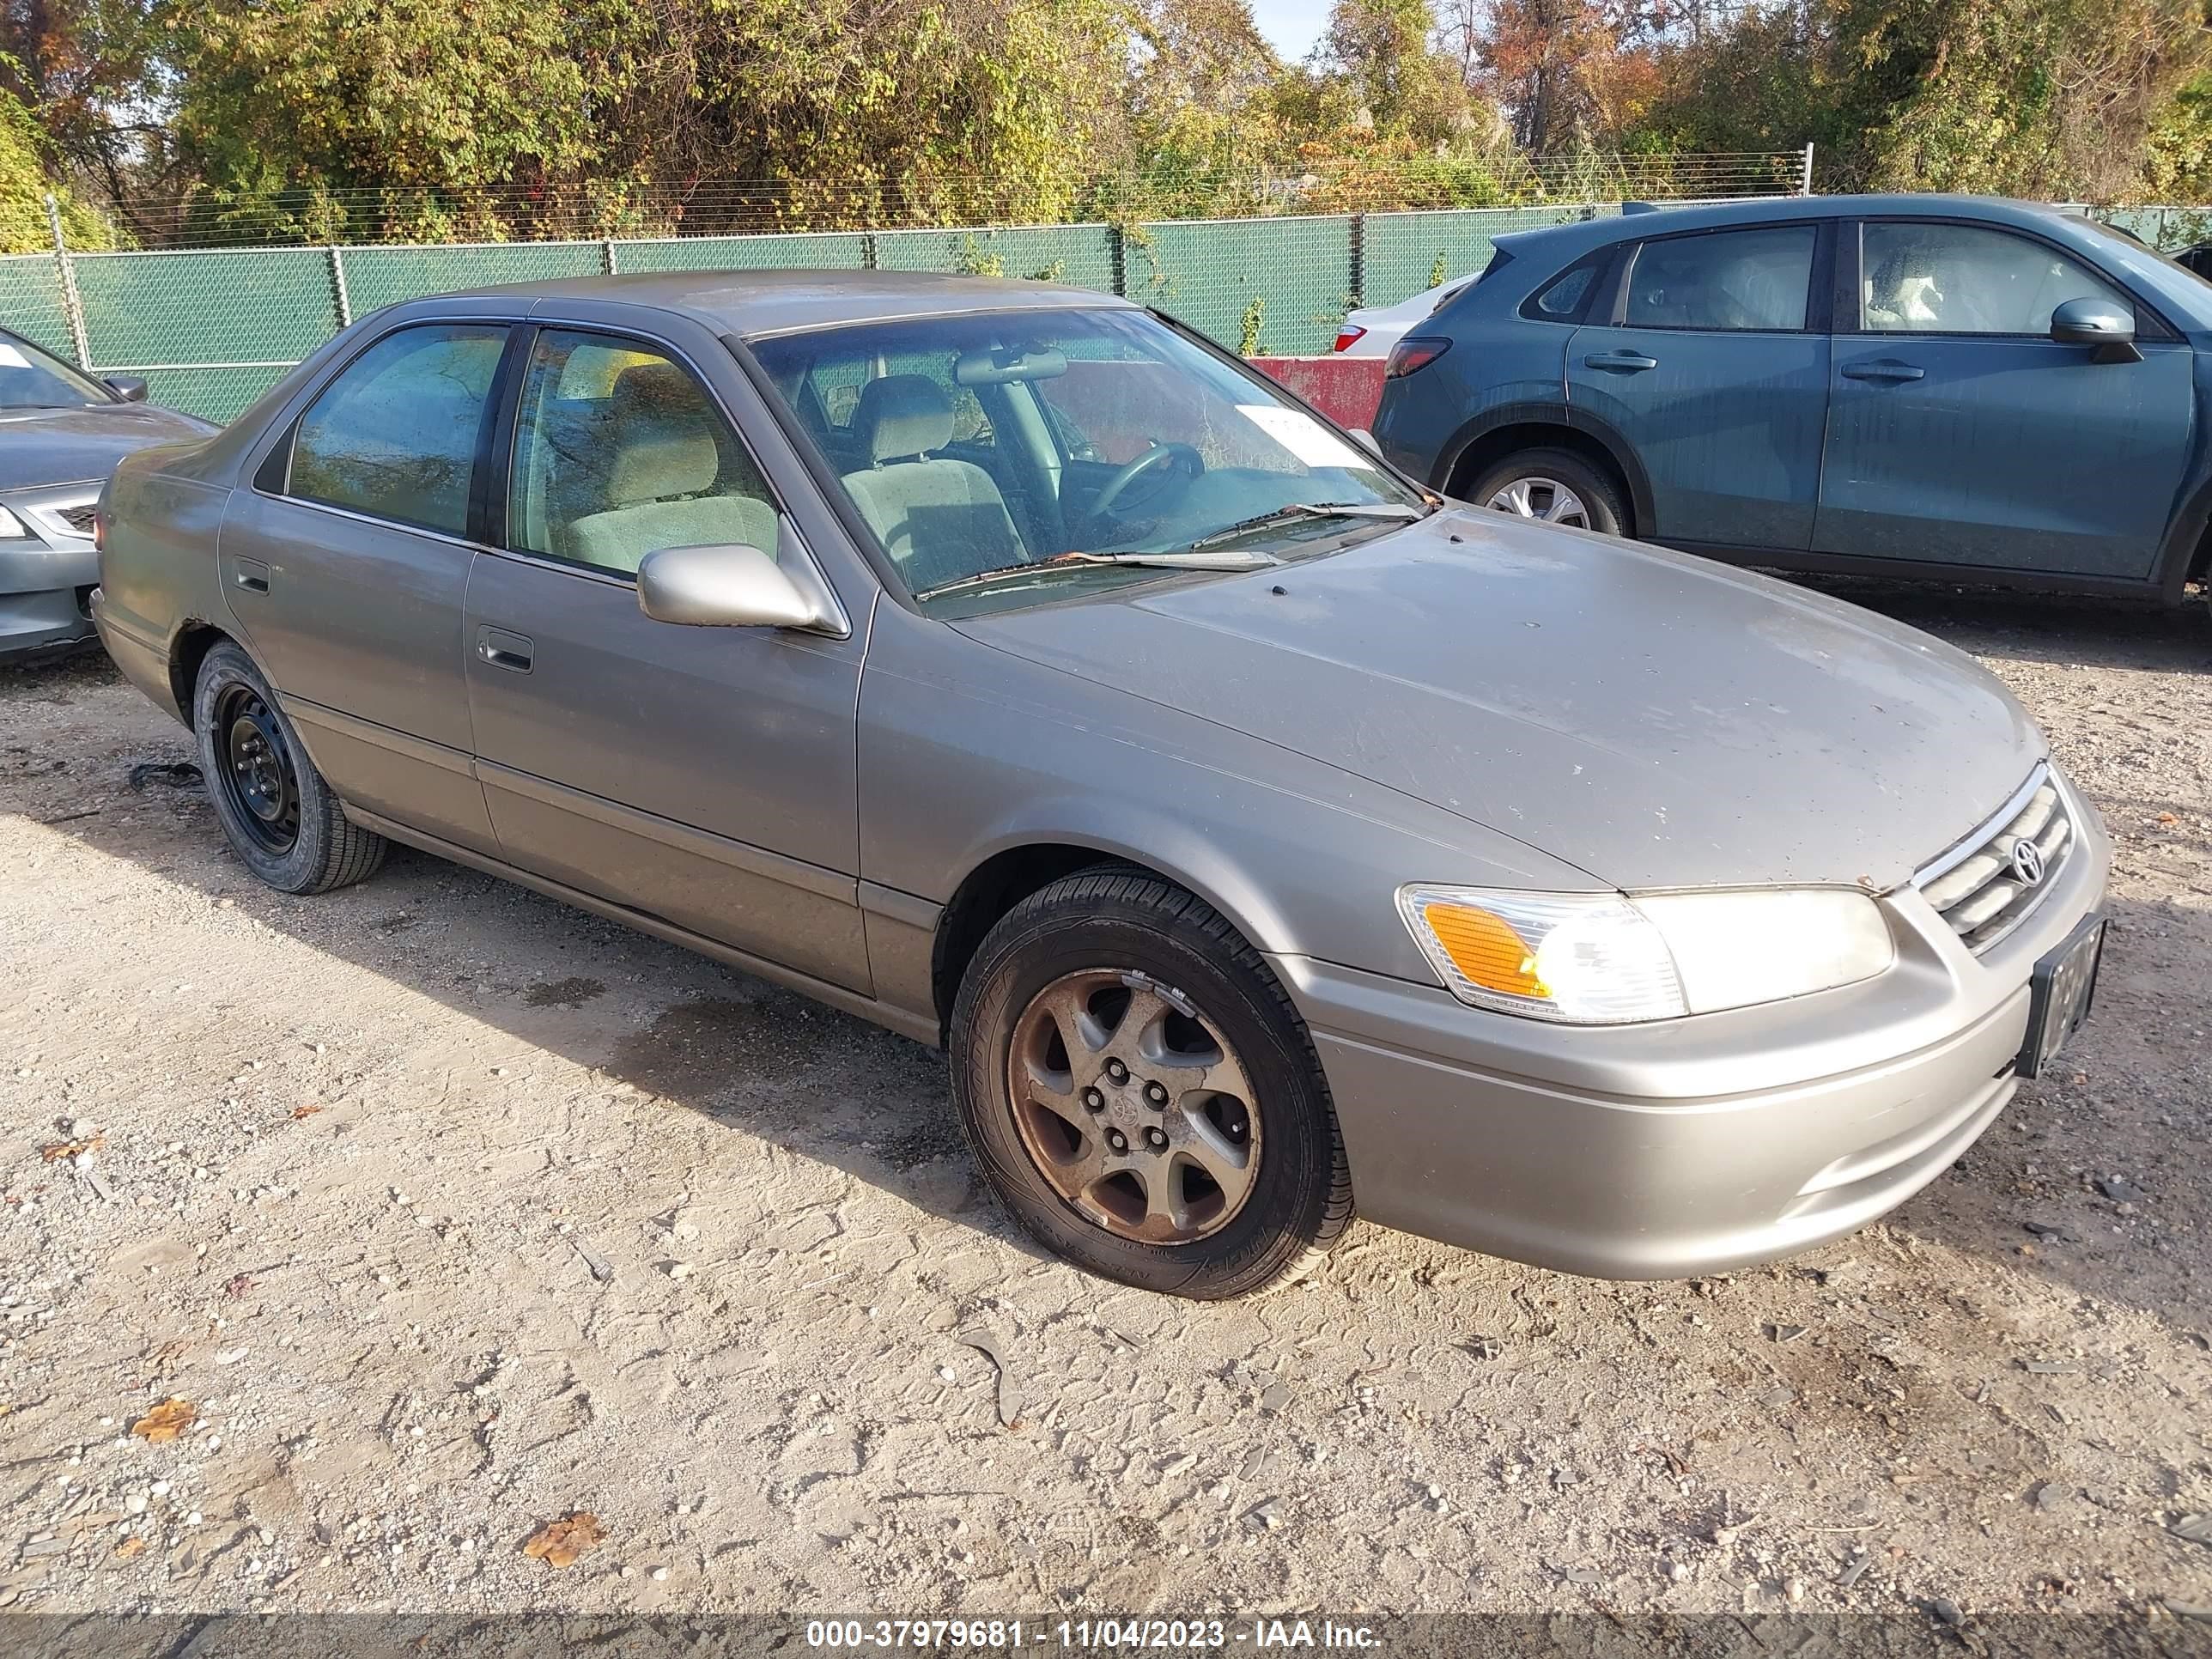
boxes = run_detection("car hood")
[954,511,2044,892]
[0,403,217,493]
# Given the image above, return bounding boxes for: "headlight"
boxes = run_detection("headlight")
[0,505,28,538]
[1396,884,1895,1024]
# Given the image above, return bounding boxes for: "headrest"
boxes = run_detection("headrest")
[605,363,718,503]
[854,374,954,464]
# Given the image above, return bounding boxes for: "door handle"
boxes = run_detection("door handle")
[476,625,533,673]
[1583,351,1659,373]
[232,559,270,594]
[1841,359,1926,383]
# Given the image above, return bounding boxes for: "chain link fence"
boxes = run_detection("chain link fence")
[0,155,1832,422]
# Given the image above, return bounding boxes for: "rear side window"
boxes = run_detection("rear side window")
[1623,226,1815,332]
[1522,253,1606,323]
[287,325,507,536]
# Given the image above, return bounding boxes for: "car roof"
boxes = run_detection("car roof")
[410,267,1139,338]
[1492,192,2097,261]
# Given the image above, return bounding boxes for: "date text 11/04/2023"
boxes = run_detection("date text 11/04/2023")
[804,1620,1383,1650]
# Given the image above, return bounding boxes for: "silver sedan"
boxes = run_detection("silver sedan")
[93,271,2109,1297]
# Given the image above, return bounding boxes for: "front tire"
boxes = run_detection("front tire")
[192,641,386,894]
[1468,447,1629,536]
[950,866,1353,1298]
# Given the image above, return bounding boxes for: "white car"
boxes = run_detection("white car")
[1332,272,1477,357]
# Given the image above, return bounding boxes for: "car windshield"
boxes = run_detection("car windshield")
[750,306,1426,613]
[0,331,115,410]
[2081,218,2212,296]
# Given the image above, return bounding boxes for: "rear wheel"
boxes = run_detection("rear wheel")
[1468,447,1628,537]
[950,866,1353,1298]
[193,641,386,894]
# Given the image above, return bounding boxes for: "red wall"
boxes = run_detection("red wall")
[1248,356,1387,433]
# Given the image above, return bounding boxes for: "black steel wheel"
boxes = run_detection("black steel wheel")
[212,684,301,855]
[192,641,387,894]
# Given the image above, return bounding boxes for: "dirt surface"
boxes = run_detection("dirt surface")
[2,583,2209,1626]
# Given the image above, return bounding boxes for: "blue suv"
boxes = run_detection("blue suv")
[1372,195,2212,611]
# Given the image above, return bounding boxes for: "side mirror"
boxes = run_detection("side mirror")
[2050,297,2140,362]
[105,375,150,403]
[636,542,842,632]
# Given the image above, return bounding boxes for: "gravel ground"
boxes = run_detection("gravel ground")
[1,581,2209,1627]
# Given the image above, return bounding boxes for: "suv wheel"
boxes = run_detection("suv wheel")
[950,866,1354,1298]
[193,641,387,894]
[1468,447,1628,536]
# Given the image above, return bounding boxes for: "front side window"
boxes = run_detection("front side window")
[1624,226,1815,331]
[751,307,1425,613]
[0,330,114,410]
[288,325,507,536]
[1861,222,2133,336]
[507,330,778,575]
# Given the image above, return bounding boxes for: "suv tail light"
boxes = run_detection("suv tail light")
[93,508,107,553]
[1384,336,1451,379]
[1333,325,1367,353]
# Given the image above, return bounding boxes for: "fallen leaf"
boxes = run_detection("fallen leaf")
[523,1511,605,1568]
[289,1105,323,1121]
[130,1398,198,1443]
[112,1536,145,1560]
[40,1133,105,1162]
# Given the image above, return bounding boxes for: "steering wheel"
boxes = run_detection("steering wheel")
[1076,441,1202,543]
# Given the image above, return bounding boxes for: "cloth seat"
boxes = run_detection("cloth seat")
[838,374,1025,592]
[567,365,778,572]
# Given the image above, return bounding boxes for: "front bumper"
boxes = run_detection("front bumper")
[0,538,100,657]
[1283,771,2112,1279]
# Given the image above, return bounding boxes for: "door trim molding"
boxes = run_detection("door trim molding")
[279,695,476,775]
[472,757,857,905]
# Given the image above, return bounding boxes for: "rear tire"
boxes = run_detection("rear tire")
[950,865,1353,1299]
[1468,447,1629,537]
[193,641,386,895]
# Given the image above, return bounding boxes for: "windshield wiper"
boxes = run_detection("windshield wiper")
[1181,500,1425,553]
[914,550,1278,602]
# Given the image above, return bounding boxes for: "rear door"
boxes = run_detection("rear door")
[1814,217,2194,580]
[1567,221,1830,550]
[222,320,509,853]
[462,319,872,991]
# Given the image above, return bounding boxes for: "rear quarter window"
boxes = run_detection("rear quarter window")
[1519,252,1610,324]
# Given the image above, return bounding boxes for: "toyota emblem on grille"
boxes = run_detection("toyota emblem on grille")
[2008,838,2045,887]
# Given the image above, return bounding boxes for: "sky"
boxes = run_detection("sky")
[1249,0,1333,62]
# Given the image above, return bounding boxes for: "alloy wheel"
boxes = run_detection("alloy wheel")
[1487,475,1590,527]
[1006,969,1261,1244]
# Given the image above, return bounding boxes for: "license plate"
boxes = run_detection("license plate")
[2019,914,2105,1079]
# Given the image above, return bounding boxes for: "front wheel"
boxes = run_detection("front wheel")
[950,866,1353,1298]
[193,641,387,894]
[1468,447,1628,537]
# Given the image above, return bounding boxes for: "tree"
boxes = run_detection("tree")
[1307,0,1474,143]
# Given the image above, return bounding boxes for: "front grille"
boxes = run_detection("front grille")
[1916,765,2073,953]
[56,503,99,534]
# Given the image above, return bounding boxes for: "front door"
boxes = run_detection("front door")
[462,325,871,991]
[1567,222,1829,551]
[221,321,508,853]
[1814,218,2196,580]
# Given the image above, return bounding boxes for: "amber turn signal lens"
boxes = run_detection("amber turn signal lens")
[1419,902,1549,999]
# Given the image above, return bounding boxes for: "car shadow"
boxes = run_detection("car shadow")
[4,647,2205,1330]
[1771,570,2209,673]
